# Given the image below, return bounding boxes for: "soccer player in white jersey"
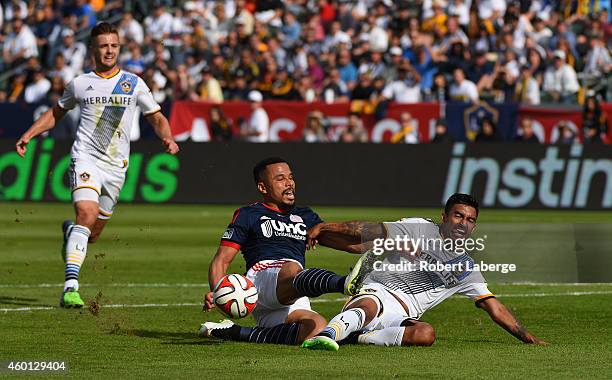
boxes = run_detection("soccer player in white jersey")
[302,193,546,350]
[15,22,179,308]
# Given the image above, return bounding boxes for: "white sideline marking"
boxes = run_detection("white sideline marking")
[2,291,612,313]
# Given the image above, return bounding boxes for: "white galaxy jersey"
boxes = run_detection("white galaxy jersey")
[367,217,494,320]
[58,69,160,168]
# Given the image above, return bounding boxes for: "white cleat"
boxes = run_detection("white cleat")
[198,319,235,337]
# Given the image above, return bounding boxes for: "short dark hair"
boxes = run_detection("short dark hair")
[90,22,119,41]
[253,157,289,183]
[444,193,479,216]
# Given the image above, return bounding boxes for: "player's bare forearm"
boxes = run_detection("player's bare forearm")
[478,298,547,345]
[145,111,179,154]
[208,246,239,289]
[16,106,66,157]
[317,231,369,253]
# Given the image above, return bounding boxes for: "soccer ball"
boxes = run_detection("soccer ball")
[213,274,258,319]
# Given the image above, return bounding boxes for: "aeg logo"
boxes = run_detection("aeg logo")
[260,216,307,240]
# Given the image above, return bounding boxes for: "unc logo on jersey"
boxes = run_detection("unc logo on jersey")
[120,80,132,94]
[259,216,307,240]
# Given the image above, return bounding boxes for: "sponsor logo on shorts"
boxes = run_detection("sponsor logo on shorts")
[79,172,90,182]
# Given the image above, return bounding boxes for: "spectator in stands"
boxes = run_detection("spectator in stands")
[119,13,144,45]
[198,66,223,103]
[46,75,65,105]
[339,112,368,143]
[24,68,50,104]
[122,42,146,75]
[71,0,97,30]
[515,65,541,105]
[3,18,38,67]
[321,68,348,103]
[280,11,301,48]
[58,29,86,75]
[431,118,454,143]
[48,53,75,85]
[475,117,500,142]
[337,49,358,90]
[450,67,478,103]
[7,69,26,102]
[381,60,422,104]
[427,72,450,102]
[144,3,173,42]
[542,50,580,104]
[4,0,27,22]
[515,118,541,143]
[241,91,269,142]
[391,112,419,144]
[556,122,577,144]
[582,95,609,144]
[303,111,329,143]
[209,106,233,142]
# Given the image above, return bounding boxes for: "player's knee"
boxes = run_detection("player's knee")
[412,323,436,346]
[281,261,303,279]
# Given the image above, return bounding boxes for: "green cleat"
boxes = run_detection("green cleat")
[60,220,74,263]
[344,249,378,295]
[60,288,84,308]
[301,336,339,351]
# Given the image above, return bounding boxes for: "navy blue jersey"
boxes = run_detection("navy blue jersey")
[220,202,323,269]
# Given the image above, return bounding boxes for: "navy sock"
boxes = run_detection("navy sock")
[239,323,300,345]
[293,268,346,297]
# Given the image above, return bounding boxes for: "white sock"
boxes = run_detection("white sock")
[63,225,90,291]
[357,327,405,346]
[320,308,366,341]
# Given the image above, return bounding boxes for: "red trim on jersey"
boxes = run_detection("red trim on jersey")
[220,240,241,250]
[260,202,289,214]
[230,209,241,224]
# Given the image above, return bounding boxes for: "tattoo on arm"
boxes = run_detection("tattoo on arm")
[335,221,386,242]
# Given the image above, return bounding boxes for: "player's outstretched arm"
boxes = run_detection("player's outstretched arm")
[204,245,239,311]
[15,105,67,157]
[307,221,386,253]
[477,297,547,345]
[145,111,179,154]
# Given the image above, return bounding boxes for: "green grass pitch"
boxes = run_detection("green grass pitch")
[1,202,611,378]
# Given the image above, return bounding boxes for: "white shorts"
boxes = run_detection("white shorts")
[245,259,313,328]
[69,159,126,219]
[344,283,413,332]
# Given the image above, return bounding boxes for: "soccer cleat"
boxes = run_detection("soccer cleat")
[344,249,378,295]
[301,336,340,351]
[60,288,84,308]
[60,220,74,262]
[198,319,235,338]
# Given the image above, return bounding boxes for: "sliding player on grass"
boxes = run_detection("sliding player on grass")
[15,22,179,308]
[199,157,368,345]
[302,193,547,350]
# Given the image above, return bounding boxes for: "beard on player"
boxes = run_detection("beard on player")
[258,162,296,211]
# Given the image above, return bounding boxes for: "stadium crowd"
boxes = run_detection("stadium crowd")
[0,0,610,142]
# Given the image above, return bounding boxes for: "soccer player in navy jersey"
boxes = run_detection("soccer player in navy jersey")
[198,157,368,345]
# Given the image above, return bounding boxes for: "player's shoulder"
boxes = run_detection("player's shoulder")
[396,217,435,225]
[291,205,317,215]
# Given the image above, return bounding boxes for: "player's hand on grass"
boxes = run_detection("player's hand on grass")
[163,138,179,155]
[16,136,30,157]
[531,337,548,345]
[203,292,215,312]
